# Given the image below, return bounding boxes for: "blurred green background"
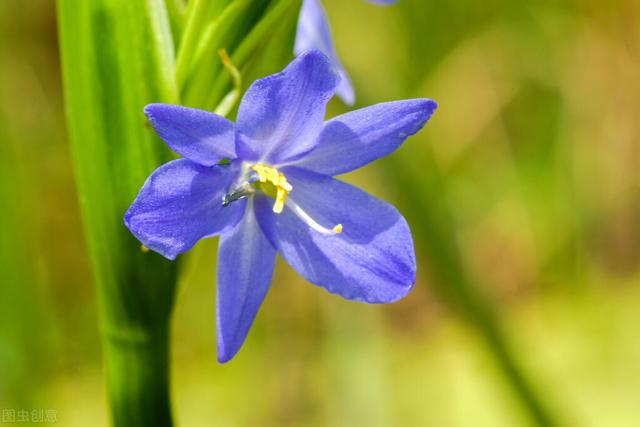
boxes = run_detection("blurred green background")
[1,0,639,426]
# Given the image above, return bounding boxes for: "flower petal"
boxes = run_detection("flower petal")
[292,99,437,176]
[255,168,415,303]
[295,0,355,105]
[217,199,276,363]
[236,50,339,164]
[124,159,245,260]
[145,103,236,166]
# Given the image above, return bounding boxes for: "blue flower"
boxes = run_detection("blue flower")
[295,0,398,105]
[125,50,436,363]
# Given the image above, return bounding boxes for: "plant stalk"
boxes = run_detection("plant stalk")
[103,324,173,426]
[58,0,179,425]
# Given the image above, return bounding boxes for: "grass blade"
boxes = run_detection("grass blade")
[58,0,180,425]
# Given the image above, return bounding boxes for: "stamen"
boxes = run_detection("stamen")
[243,163,342,235]
[252,164,292,214]
[273,187,287,213]
[286,199,343,236]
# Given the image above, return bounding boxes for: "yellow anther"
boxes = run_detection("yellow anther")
[252,164,292,214]
[274,188,287,214]
[332,224,343,234]
[253,164,268,182]
[278,173,293,192]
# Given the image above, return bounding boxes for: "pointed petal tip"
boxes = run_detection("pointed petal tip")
[357,268,416,304]
[294,49,341,90]
[384,276,417,304]
[291,98,438,175]
[410,98,438,113]
[236,48,340,162]
[424,98,438,111]
[406,98,438,127]
[122,159,245,261]
[143,102,166,119]
[342,96,355,106]
[142,104,237,166]
[421,99,438,123]
[336,77,355,106]
[297,48,331,64]
[124,205,178,260]
[216,322,241,364]
[216,346,236,364]
[216,327,246,364]
[358,249,416,304]
[319,276,416,305]
[123,216,180,261]
[215,205,275,365]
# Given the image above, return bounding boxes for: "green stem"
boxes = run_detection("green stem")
[104,326,173,426]
[93,247,178,427]
[58,0,179,425]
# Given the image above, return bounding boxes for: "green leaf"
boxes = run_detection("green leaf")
[207,0,301,111]
[175,0,231,90]
[181,0,258,107]
[164,0,186,46]
[58,0,179,425]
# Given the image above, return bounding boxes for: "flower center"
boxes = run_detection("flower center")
[222,163,342,236]
[251,163,342,235]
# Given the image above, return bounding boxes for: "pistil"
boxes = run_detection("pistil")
[287,198,343,236]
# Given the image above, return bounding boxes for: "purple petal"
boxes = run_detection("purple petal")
[292,99,437,175]
[145,104,236,166]
[217,200,276,363]
[295,0,355,105]
[125,159,245,260]
[255,168,415,303]
[236,50,339,165]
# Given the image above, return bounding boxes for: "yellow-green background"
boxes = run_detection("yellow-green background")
[1,0,639,426]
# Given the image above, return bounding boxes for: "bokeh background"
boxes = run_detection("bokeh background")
[1,0,639,426]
